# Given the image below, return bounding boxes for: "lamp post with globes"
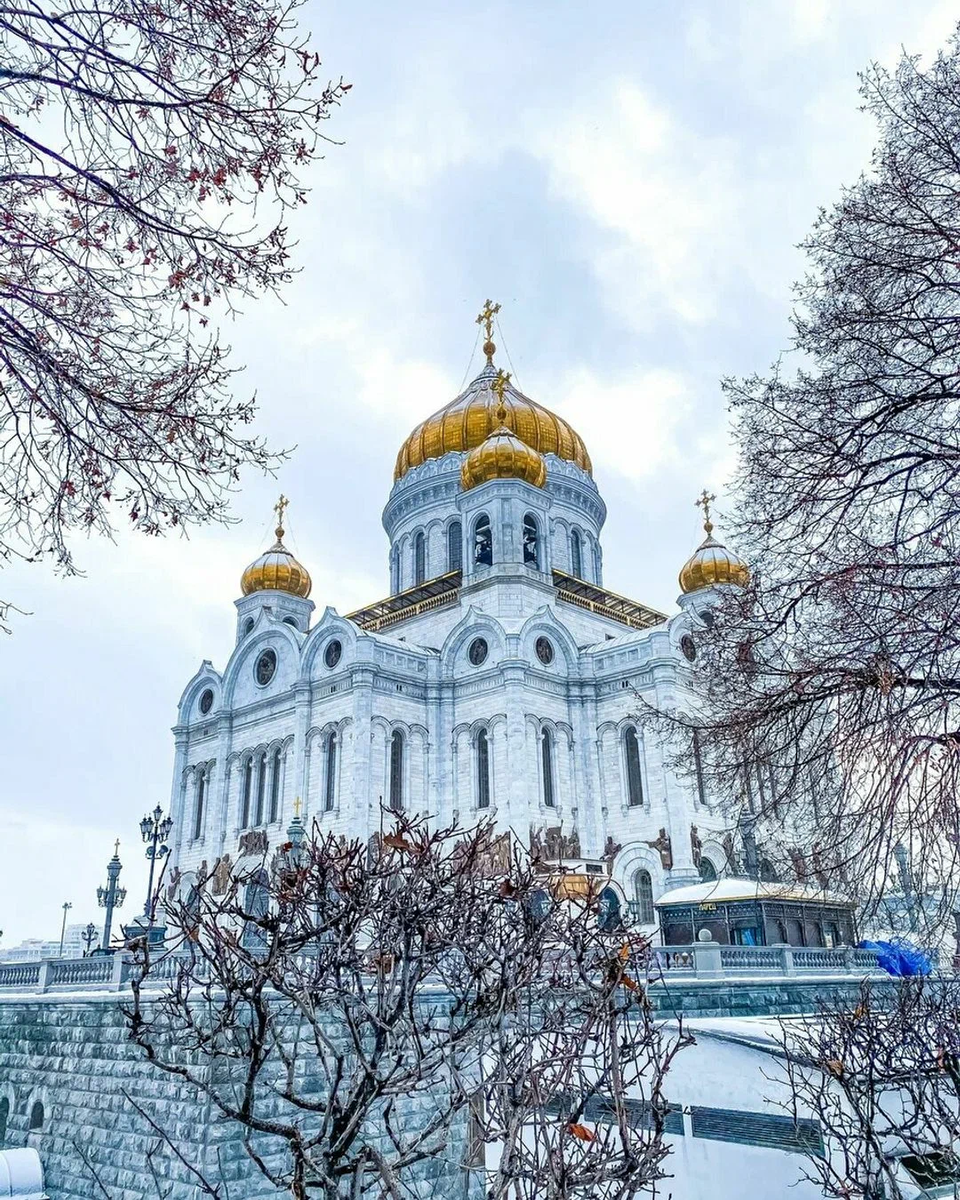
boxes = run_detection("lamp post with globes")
[96,840,126,953]
[82,923,99,956]
[140,805,174,924]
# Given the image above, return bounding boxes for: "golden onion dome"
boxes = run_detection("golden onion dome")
[461,423,547,491]
[240,496,312,598]
[394,363,591,482]
[679,493,750,594]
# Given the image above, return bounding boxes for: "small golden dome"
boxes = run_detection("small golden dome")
[461,424,547,491]
[241,496,312,598]
[395,364,591,482]
[679,492,750,593]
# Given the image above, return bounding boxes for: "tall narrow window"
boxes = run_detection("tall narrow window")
[390,547,400,594]
[0,1096,9,1147]
[634,870,654,923]
[624,726,644,808]
[389,730,404,812]
[570,528,583,579]
[523,514,540,568]
[241,870,269,950]
[269,747,282,822]
[254,752,267,825]
[324,732,337,812]
[541,728,555,809]
[193,767,206,840]
[28,1101,44,1133]
[447,520,462,572]
[413,531,426,586]
[692,728,707,807]
[241,757,253,828]
[476,727,490,809]
[474,514,493,566]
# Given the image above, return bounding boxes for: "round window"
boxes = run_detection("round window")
[324,639,343,669]
[468,637,488,666]
[680,634,697,662]
[535,636,554,666]
[255,649,277,686]
[198,688,214,715]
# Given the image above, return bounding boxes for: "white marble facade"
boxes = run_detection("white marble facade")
[168,360,742,927]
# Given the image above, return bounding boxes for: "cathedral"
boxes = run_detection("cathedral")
[167,305,751,928]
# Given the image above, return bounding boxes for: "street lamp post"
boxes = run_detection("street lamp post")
[58,901,72,958]
[97,840,127,953]
[140,805,174,924]
[82,923,99,956]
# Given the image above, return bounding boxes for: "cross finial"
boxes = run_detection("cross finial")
[274,493,289,540]
[696,489,716,536]
[113,838,120,857]
[492,369,511,425]
[476,299,501,364]
[293,796,302,819]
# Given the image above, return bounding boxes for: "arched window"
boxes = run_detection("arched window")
[634,870,654,924]
[624,727,644,808]
[324,731,338,812]
[476,727,491,809]
[193,767,206,841]
[570,528,583,579]
[699,857,718,883]
[447,520,462,572]
[241,870,269,951]
[243,617,254,637]
[241,756,253,828]
[28,1100,44,1132]
[413,531,426,586]
[541,728,555,809]
[389,730,404,812]
[390,547,400,594]
[254,751,267,825]
[522,514,539,568]
[0,1096,8,1146]
[598,886,623,932]
[269,746,282,823]
[473,514,492,567]
[593,538,602,583]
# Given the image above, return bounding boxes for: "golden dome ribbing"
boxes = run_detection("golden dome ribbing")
[394,363,591,482]
[241,495,312,599]
[678,491,750,594]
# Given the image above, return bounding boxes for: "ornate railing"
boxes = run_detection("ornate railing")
[0,962,41,989]
[648,942,889,980]
[0,941,903,996]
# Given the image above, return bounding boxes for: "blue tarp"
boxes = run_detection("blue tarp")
[857,938,933,977]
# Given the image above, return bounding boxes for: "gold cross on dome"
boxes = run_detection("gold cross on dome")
[293,796,302,818]
[274,493,289,539]
[696,489,716,535]
[492,369,511,424]
[476,299,501,364]
[476,299,501,341]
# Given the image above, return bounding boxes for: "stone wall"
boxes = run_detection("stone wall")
[0,994,470,1200]
[646,974,893,1019]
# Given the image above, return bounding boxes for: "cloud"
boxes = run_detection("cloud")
[532,81,744,329]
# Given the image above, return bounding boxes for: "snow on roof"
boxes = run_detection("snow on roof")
[654,878,849,907]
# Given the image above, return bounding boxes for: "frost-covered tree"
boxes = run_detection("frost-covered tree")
[0,0,348,581]
[662,24,960,931]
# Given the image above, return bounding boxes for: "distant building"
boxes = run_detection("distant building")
[0,926,88,964]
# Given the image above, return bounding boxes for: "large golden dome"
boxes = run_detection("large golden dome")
[679,494,750,593]
[394,363,591,482]
[461,425,547,491]
[241,496,312,598]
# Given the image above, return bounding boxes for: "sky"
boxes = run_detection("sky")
[0,0,956,947]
